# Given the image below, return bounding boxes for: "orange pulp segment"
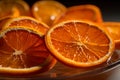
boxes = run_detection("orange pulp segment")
[45,20,114,67]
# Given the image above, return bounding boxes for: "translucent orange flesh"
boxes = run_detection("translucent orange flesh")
[50,22,109,62]
[32,4,61,25]
[0,30,49,68]
[32,1,66,26]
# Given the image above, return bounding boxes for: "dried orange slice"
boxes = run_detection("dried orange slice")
[54,4,103,24]
[2,16,49,35]
[31,0,67,26]
[103,22,120,49]
[0,0,30,18]
[45,20,114,67]
[0,17,56,75]
[0,16,12,30]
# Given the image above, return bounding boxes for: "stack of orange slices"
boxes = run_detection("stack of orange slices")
[0,0,118,77]
[0,16,56,76]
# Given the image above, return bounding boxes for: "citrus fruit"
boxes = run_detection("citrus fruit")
[0,18,56,75]
[45,20,114,67]
[103,22,120,49]
[0,0,30,18]
[31,0,67,26]
[2,16,49,35]
[0,16,12,30]
[54,4,103,25]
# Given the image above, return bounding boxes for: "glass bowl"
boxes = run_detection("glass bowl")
[1,50,120,80]
[32,50,120,80]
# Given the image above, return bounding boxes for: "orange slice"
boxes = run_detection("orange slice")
[0,17,56,76]
[0,16,13,30]
[0,0,30,18]
[31,0,67,26]
[2,16,49,35]
[45,20,114,67]
[103,22,120,49]
[54,4,103,25]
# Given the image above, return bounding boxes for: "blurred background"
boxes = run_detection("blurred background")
[25,0,120,22]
